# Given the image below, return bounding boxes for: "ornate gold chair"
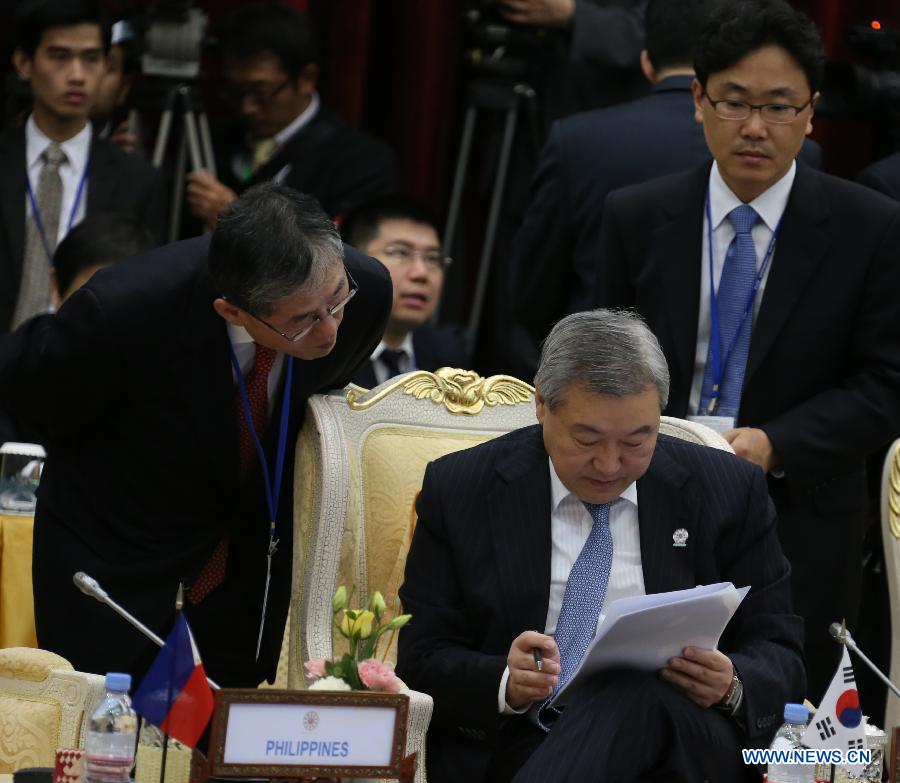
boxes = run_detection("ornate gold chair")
[0,647,105,772]
[881,439,900,731]
[282,367,735,780]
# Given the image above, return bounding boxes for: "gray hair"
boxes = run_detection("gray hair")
[535,309,670,410]
[208,182,344,317]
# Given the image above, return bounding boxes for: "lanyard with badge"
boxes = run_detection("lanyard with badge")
[701,185,782,416]
[228,343,294,660]
[25,159,89,260]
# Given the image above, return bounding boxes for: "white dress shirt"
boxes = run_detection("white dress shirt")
[498,459,644,713]
[25,115,91,243]
[227,323,285,414]
[369,333,416,385]
[688,161,795,414]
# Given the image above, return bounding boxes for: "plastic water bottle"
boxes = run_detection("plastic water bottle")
[85,672,139,783]
[767,703,816,783]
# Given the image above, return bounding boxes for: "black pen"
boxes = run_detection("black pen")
[532,647,543,672]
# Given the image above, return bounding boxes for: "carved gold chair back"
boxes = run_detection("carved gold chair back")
[882,438,900,731]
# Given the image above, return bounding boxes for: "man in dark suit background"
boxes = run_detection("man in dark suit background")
[858,150,900,201]
[507,0,823,380]
[0,0,163,333]
[185,2,397,231]
[398,309,804,783]
[593,0,900,700]
[342,195,469,388]
[0,183,392,688]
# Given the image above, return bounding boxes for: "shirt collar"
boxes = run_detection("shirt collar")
[548,457,638,515]
[371,332,415,362]
[26,113,92,175]
[226,322,255,345]
[708,159,795,233]
[274,90,320,147]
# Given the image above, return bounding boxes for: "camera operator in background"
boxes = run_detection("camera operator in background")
[185,1,397,231]
[91,19,141,155]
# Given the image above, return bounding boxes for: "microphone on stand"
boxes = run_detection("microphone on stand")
[72,571,220,690]
[829,621,900,699]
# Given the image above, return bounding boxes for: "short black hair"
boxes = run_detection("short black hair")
[217,2,318,80]
[209,182,343,317]
[53,213,154,299]
[645,0,719,73]
[340,195,441,251]
[13,0,110,58]
[694,0,823,94]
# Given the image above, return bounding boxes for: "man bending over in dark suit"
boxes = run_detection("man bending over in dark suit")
[185,2,397,231]
[1,0,163,333]
[341,195,469,388]
[397,309,804,783]
[593,0,900,702]
[0,182,391,688]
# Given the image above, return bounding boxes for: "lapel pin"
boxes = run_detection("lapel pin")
[672,528,689,548]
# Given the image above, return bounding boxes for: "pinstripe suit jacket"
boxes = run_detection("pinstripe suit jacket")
[397,424,805,783]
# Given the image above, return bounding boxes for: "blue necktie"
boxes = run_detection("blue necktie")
[533,501,613,731]
[699,204,760,417]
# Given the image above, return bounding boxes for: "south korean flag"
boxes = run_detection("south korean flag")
[802,647,867,776]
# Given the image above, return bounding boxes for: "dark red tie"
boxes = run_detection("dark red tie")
[187,344,278,604]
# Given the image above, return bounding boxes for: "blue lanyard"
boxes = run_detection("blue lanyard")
[228,342,294,660]
[704,186,782,414]
[25,158,89,261]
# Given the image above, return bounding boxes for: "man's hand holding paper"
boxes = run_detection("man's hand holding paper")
[661,646,734,708]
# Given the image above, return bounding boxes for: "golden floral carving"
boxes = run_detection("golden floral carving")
[347,368,534,415]
[890,447,900,540]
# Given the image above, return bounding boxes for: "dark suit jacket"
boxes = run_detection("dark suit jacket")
[0,126,165,333]
[350,324,470,388]
[857,150,900,201]
[508,76,823,378]
[217,105,397,220]
[593,162,900,689]
[0,237,391,687]
[397,426,805,783]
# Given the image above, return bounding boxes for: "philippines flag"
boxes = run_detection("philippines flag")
[132,614,214,748]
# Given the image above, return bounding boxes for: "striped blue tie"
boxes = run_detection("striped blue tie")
[699,204,760,417]
[533,501,613,731]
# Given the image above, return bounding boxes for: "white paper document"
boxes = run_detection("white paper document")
[550,582,750,707]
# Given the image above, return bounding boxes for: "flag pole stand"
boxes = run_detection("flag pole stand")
[158,584,185,783]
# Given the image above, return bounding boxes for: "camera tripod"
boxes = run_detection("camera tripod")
[442,77,539,351]
[151,83,217,242]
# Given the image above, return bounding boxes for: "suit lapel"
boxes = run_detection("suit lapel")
[637,439,699,594]
[650,168,709,405]
[0,129,27,286]
[85,138,115,213]
[745,164,830,382]
[487,427,552,638]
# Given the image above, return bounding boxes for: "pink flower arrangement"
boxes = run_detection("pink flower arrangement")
[304,659,329,680]
[358,658,402,693]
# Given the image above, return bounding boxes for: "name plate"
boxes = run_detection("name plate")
[208,689,410,779]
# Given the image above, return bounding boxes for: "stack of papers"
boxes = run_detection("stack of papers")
[551,582,749,706]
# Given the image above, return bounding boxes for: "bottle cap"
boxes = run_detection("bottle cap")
[784,702,809,723]
[105,672,132,692]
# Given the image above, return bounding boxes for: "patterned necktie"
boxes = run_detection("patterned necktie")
[187,343,278,604]
[12,143,67,328]
[250,137,276,174]
[534,501,613,731]
[698,204,760,417]
[379,348,408,380]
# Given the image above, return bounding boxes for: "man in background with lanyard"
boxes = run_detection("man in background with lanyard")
[593,0,900,701]
[0,182,392,688]
[0,0,163,333]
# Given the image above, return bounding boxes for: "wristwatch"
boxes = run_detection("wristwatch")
[717,672,743,714]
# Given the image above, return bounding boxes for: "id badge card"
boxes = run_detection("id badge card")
[687,415,735,435]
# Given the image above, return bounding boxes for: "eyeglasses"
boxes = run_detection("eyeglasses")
[704,93,814,124]
[220,76,292,107]
[381,245,452,272]
[251,269,359,343]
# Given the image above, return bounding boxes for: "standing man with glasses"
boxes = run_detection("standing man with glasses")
[593,0,900,701]
[0,182,391,689]
[185,2,396,232]
[341,195,470,387]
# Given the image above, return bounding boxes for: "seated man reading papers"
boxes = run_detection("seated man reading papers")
[396,309,805,783]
